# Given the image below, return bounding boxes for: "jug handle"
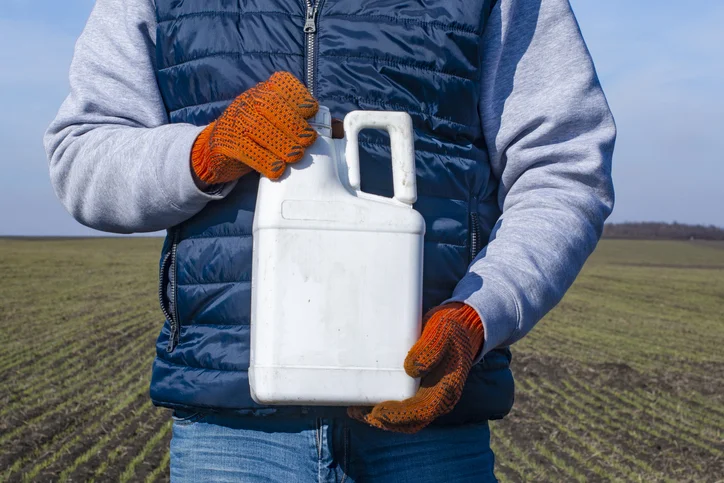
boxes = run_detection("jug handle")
[343,111,417,206]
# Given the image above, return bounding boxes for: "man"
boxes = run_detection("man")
[44,0,615,481]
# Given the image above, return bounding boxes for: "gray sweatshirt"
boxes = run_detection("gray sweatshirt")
[44,0,615,359]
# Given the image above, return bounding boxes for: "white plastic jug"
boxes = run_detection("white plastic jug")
[249,105,425,406]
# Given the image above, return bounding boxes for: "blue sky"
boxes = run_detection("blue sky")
[1,0,723,236]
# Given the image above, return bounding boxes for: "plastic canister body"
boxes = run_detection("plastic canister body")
[249,106,425,406]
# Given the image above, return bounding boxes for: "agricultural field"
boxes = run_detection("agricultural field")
[0,237,722,482]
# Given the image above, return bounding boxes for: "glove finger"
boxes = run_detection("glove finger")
[376,354,467,427]
[239,102,311,164]
[215,132,287,180]
[348,406,411,433]
[368,377,443,426]
[369,396,426,426]
[351,355,466,434]
[349,400,430,434]
[347,406,372,423]
[404,319,450,379]
[367,401,438,433]
[359,412,429,434]
[265,71,319,118]
[248,89,317,151]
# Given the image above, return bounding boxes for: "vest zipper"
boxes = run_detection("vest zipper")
[158,250,173,323]
[470,212,482,261]
[165,230,180,352]
[303,0,323,96]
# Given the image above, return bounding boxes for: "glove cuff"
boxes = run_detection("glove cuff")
[191,122,216,184]
[431,302,485,359]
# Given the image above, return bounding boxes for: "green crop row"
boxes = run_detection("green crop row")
[0,326,154,428]
[2,365,151,481]
[0,315,153,411]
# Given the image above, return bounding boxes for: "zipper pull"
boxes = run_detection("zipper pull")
[166,321,178,352]
[304,6,319,33]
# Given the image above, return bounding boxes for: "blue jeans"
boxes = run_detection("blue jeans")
[170,410,497,482]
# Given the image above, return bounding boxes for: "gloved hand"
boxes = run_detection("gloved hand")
[191,71,319,185]
[348,302,484,433]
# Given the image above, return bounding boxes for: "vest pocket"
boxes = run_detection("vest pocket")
[158,230,180,352]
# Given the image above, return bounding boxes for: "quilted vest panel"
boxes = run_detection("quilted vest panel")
[150,0,514,423]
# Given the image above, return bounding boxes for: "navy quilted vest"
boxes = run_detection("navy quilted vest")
[150,0,514,424]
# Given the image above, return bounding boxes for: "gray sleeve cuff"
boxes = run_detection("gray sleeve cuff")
[154,124,238,214]
[443,276,521,364]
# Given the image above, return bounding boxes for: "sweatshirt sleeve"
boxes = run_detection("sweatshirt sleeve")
[43,0,236,234]
[444,0,616,361]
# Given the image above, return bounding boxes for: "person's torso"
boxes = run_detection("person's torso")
[150,0,514,423]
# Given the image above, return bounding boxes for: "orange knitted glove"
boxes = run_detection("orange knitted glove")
[191,71,319,184]
[348,302,484,433]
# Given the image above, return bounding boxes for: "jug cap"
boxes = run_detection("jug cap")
[309,105,332,137]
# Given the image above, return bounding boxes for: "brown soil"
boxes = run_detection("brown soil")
[492,353,724,482]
